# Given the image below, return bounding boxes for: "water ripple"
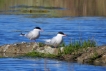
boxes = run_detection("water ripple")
[0,15,106,46]
[0,58,105,71]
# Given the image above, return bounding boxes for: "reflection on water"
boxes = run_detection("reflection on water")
[0,58,106,71]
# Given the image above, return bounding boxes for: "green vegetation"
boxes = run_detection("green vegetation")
[63,39,96,54]
[24,51,58,58]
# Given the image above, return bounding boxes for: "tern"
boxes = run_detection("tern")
[20,27,43,41]
[45,32,66,48]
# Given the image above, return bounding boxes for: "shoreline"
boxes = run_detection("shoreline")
[0,42,106,66]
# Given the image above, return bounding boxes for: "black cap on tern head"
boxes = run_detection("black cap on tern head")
[58,32,65,35]
[35,27,41,30]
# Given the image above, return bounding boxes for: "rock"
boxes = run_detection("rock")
[62,54,75,61]
[0,42,38,54]
[0,42,62,55]
[94,53,106,66]
[34,45,61,55]
[77,46,106,65]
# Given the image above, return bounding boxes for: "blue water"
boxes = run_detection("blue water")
[0,15,106,71]
[0,15,106,45]
[0,58,106,71]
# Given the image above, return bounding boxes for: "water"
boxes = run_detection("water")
[0,15,106,45]
[0,58,106,71]
[0,15,106,71]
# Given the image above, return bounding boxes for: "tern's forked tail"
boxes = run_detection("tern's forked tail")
[20,32,25,36]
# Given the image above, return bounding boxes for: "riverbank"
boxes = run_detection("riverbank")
[0,42,106,66]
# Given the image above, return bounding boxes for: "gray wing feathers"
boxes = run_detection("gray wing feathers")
[47,37,59,47]
[25,30,39,40]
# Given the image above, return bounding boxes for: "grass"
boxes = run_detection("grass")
[62,39,96,54]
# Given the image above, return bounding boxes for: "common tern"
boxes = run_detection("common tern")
[20,27,43,41]
[45,32,66,48]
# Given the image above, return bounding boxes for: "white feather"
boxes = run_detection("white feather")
[44,39,51,42]
[44,34,64,47]
[21,28,41,40]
